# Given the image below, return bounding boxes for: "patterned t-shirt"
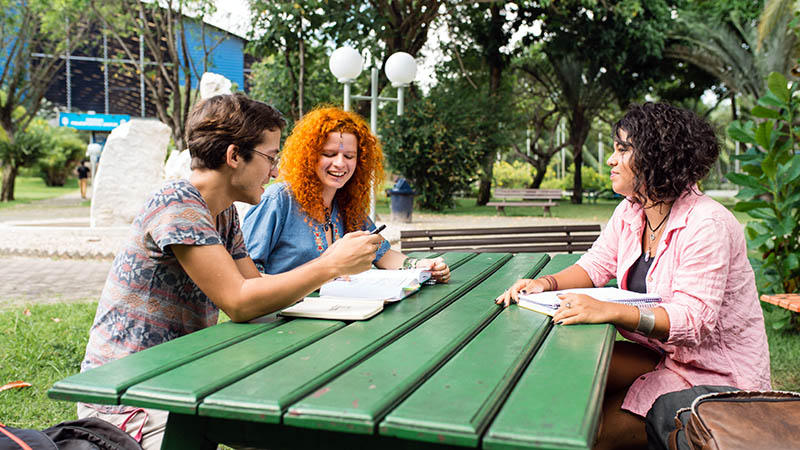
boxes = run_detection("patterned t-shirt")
[81,179,247,411]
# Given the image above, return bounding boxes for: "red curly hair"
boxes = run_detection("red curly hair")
[280,106,384,233]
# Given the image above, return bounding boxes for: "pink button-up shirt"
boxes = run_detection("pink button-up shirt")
[576,189,771,416]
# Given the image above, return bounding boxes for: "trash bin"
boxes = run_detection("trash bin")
[385,177,416,223]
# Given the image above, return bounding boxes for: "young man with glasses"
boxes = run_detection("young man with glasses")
[78,93,383,449]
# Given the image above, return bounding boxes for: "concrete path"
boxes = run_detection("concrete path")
[0,189,602,310]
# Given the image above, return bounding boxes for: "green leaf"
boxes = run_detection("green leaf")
[748,233,771,248]
[725,172,764,191]
[758,91,785,108]
[733,200,771,212]
[754,121,773,149]
[751,105,781,119]
[767,72,790,103]
[780,155,800,184]
[727,121,756,144]
[748,208,777,220]
[762,152,777,179]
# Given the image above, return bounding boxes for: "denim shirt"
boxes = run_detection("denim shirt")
[242,182,390,274]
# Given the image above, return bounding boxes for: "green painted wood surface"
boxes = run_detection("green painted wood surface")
[376,253,579,446]
[378,306,548,446]
[283,254,549,435]
[47,320,282,405]
[197,253,499,423]
[119,319,344,414]
[483,323,616,450]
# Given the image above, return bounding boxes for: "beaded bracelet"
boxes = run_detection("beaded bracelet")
[402,257,419,270]
[541,275,559,291]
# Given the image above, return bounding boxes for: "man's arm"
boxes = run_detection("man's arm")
[172,231,382,322]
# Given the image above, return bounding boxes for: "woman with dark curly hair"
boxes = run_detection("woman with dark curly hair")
[496,103,769,449]
[242,106,450,282]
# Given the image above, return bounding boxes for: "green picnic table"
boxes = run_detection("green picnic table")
[48,252,616,450]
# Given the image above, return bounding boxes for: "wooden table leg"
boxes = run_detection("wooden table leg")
[161,413,216,450]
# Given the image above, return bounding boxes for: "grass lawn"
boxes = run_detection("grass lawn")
[0,176,80,209]
[0,301,797,431]
[377,195,750,224]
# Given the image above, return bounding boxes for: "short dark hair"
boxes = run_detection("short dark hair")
[612,102,719,206]
[186,93,286,170]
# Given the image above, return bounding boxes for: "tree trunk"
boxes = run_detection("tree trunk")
[569,116,591,204]
[298,36,305,118]
[529,159,548,188]
[1,165,18,201]
[477,153,494,205]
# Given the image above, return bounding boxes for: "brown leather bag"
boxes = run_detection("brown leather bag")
[669,390,800,450]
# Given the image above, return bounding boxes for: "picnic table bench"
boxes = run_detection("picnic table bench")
[760,293,800,312]
[486,188,563,216]
[401,224,601,254]
[48,251,615,450]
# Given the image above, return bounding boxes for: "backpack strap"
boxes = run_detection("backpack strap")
[0,423,34,450]
[119,408,149,443]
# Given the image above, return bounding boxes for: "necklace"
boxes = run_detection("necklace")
[644,211,670,262]
[323,207,332,232]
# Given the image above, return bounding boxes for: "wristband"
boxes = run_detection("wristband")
[635,307,656,336]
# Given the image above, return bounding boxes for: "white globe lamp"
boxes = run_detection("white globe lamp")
[385,52,417,87]
[329,47,363,82]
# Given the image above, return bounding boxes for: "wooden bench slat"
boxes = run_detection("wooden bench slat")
[401,225,601,238]
[483,322,616,449]
[402,235,598,249]
[282,254,550,435]
[120,319,345,414]
[47,321,283,405]
[379,254,579,446]
[760,293,800,313]
[197,252,502,423]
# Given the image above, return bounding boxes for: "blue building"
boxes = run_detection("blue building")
[41,17,251,118]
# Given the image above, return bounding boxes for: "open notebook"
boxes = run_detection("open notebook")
[319,268,431,302]
[518,287,661,317]
[279,269,432,320]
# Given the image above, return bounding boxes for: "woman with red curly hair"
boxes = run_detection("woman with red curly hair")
[242,106,450,282]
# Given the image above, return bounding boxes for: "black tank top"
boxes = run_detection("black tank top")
[626,251,653,293]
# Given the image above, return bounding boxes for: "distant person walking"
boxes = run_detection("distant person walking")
[75,160,91,199]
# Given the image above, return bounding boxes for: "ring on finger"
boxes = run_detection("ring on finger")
[565,302,571,308]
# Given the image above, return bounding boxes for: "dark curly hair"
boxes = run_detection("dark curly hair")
[186,93,286,170]
[612,102,719,206]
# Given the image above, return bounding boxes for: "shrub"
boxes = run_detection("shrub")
[382,98,484,210]
[493,160,533,188]
[726,72,800,330]
[35,124,86,186]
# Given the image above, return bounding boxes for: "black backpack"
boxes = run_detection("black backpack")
[0,418,141,450]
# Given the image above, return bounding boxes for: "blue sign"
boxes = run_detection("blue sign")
[59,113,131,131]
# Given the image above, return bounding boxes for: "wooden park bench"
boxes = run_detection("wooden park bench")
[760,293,800,313]
[486,188,563,216]
[400,224,601,254]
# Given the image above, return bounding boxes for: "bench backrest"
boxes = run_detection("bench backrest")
[400,224,601,254]
[493,188,563,201]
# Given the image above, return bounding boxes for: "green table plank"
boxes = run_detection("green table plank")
[47,320,283,405]
[283,254,550,435]
[377,254,578,446]
[197,253,497,423]
[120,319,345,414]
[483,323,616,450]
[378,306,546,446]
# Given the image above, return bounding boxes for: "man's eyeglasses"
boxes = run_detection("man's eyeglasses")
[250,148,280,166]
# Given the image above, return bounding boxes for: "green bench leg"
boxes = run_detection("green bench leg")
[161,413,216,450]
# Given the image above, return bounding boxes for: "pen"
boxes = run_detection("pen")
[371,224,387,235]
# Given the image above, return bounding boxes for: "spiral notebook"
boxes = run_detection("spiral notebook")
[518,287,661,317]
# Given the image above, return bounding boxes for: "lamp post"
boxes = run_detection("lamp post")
[329,47,418,219]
